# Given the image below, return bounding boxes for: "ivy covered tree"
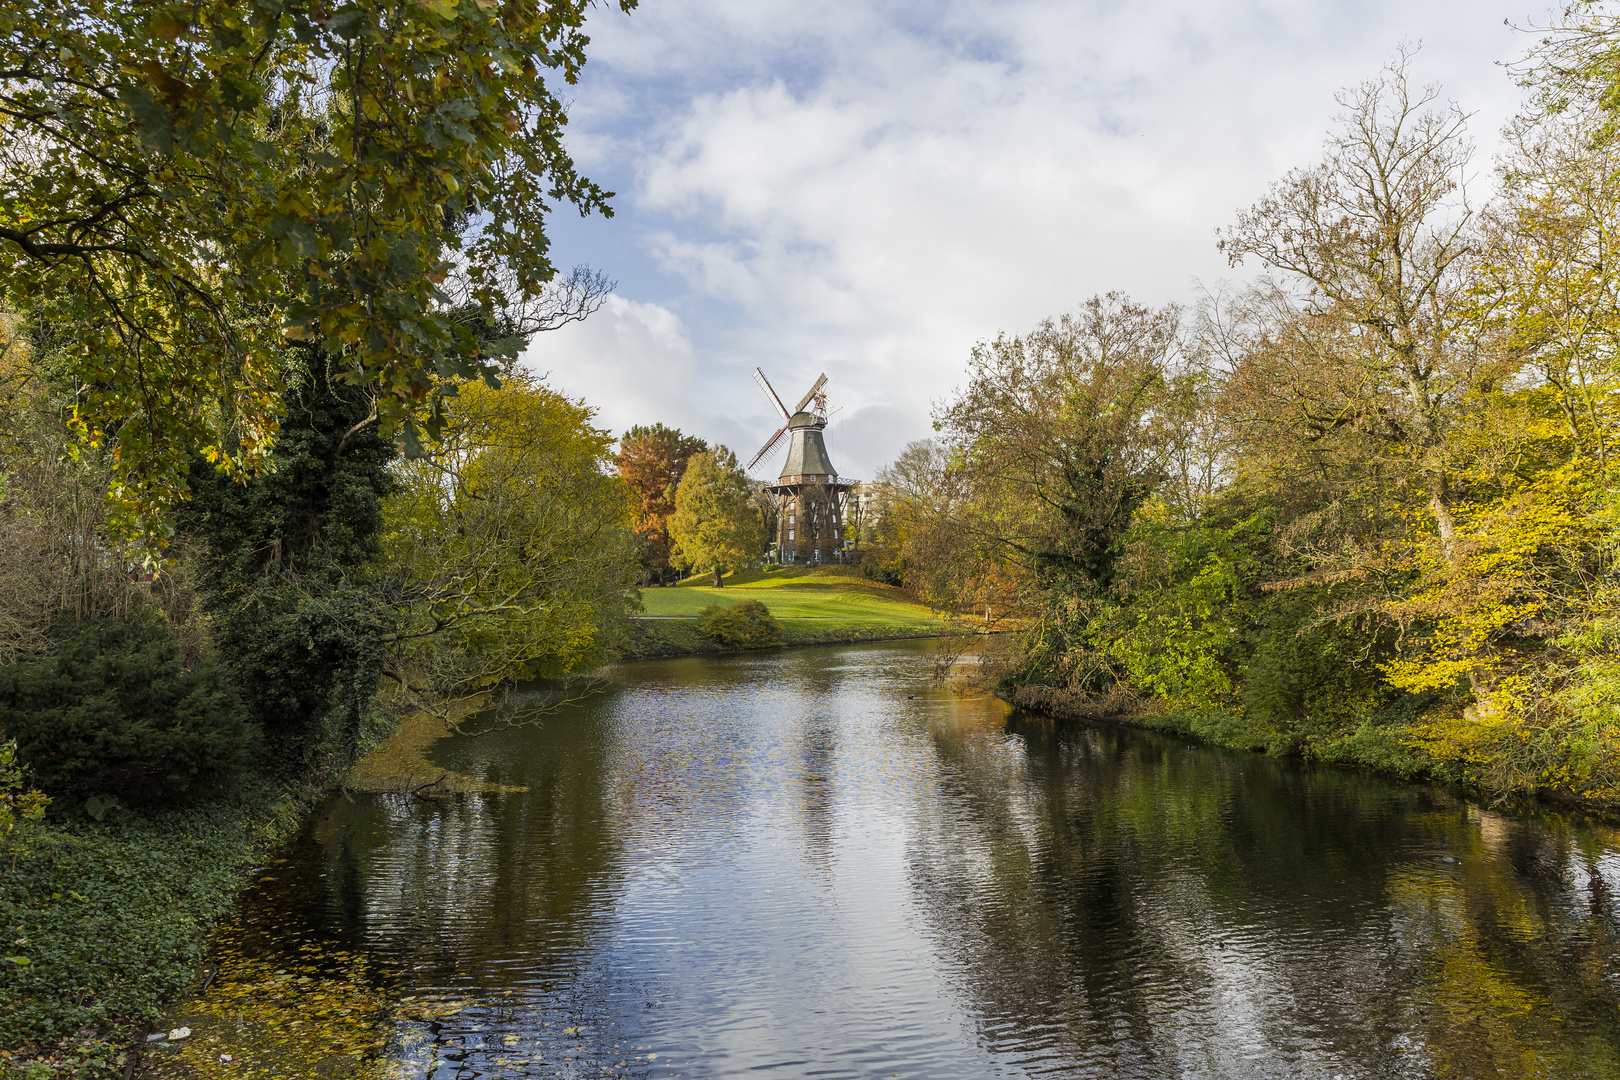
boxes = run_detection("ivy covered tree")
[180,354,397,768]
[0,0,632,543]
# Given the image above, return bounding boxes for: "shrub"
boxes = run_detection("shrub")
[0,738,48,844]
[698,599,785,649]
[861,550,904,586]
[0,618,260,806]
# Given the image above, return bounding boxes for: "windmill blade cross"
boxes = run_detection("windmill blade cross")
[747,423,791,472]
[792,373,828,415]
[754,368,791,421]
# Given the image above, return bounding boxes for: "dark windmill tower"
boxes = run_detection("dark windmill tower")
[747,369,854,564]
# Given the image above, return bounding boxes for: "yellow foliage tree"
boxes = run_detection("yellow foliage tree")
[380,373,640,719]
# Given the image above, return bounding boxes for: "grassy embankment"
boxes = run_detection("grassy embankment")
[0,785,315,1079]
[621,564,963,657]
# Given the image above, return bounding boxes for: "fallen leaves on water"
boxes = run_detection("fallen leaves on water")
[141,926,399,1080]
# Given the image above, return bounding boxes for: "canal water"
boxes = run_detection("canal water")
[161,640,1620,1078]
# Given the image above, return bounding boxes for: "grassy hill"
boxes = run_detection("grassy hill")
[623,565,961,657]
[638,564,941,623]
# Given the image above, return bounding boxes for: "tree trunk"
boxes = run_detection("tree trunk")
[712,567,723,587]
[1428,486,1459,554]
[1421,481,1485,695]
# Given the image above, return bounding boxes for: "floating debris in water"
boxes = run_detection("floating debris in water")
[140,918,398,1080]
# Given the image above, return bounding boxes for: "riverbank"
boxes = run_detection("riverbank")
[0,784,314,1079]
[620,616,963,659]
[1001,683,1620,817]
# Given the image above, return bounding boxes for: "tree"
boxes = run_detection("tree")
[1482,90,1620,468]
[1218,50,1480,557]
[931,295,1181,691]
[616,423,707,584]
[381,372,640,718]
[1356,14,1620,795]
[877,439,980,604]
[668,448,765,587]
[939,296,1177,592]
[0,0,631,542]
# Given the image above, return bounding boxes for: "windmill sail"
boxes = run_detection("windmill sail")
[754,368,791,420]
[791,373,827,415]
[747,370,835,475]
[748,423,791,471]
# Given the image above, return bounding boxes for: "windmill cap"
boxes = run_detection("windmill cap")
[788,410,817,429]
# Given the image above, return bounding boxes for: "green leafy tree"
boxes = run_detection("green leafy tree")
[928,294,1181,692]
[669,447,766,587]
[0,0,632,542]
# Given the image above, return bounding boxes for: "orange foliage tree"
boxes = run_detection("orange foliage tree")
[616,424,708,584]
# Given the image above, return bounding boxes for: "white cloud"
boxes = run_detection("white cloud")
[546,0,1531,480]
[520,295,703,441]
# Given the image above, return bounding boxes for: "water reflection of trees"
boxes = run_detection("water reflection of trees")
[292,649,870,981]
[795,716,838,875]
[296,706,630,987]
[909,711,1620,1078]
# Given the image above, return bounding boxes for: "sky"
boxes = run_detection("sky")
[522,0,1538,483]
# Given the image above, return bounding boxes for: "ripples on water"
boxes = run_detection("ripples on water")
[206,641,1620,1078]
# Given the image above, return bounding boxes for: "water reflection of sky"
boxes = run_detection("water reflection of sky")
[228,641,1620,1079]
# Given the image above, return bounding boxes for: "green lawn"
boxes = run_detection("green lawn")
[636,565,944,625]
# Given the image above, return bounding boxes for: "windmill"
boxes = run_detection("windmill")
[748,368,855,565]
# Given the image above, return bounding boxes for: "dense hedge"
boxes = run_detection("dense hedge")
[0,619,258,806]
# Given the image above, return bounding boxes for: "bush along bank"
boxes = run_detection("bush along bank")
[970,500,1620,813]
